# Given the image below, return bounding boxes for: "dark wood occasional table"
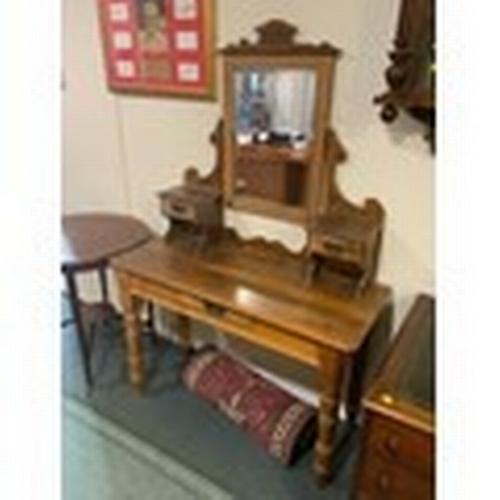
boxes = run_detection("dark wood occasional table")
[61,212,154,390]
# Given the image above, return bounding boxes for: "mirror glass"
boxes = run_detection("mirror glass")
[232,67,317,207]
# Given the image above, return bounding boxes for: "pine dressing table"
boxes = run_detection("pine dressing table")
[111,21,394,486]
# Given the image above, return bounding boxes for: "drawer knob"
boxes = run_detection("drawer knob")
[377,472,391,491]
[385,435,401,455]
[202,300,227,317]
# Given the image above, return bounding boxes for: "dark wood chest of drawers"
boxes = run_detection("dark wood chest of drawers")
[354,294,435,499]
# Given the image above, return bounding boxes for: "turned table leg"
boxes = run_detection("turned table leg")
[314,349,347,486]
[117,273,145,392]
[64,270,93,391]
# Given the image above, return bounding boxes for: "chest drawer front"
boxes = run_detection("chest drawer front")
[356,452,433,500]
[367,413,434,478]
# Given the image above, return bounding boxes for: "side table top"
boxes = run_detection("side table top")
[62,212,154,272]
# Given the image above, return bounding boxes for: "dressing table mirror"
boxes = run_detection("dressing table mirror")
[221,20,339,224]
[159,19,384,296]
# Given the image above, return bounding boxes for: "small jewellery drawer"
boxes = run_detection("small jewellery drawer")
[158,185,223,227]
[367,414,434,478]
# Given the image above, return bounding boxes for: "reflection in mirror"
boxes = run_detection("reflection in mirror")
[232,68,316,207]
[234,68,316,147]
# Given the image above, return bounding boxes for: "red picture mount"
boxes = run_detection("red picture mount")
[97,0,216,99]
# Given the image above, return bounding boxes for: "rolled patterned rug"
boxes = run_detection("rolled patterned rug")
[182,346,317,465]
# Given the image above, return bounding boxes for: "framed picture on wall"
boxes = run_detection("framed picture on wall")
[97,0,216,99]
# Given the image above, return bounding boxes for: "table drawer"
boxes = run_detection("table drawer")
[356,452,433,500]
[367,413,434,478]
[183,295,319,367]
[133,276,244,326]
[132,277,320,367]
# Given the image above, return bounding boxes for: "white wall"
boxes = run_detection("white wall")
[62,0,434,331]
[62,0,130,211]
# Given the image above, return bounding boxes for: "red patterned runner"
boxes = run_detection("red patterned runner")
[183,347,316,465]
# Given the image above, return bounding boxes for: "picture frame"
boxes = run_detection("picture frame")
[97,0,216,99]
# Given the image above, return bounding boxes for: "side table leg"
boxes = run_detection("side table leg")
[314,349,347,486]
[116,273,145,392]
[64,272,93,391]
[98,266,109,303]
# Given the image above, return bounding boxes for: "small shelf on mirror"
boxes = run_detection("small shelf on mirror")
[235,143,312,163]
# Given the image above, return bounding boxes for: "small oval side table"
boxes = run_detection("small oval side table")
[61,212,154,391]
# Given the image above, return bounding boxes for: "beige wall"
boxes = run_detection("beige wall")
[63,0,434,329]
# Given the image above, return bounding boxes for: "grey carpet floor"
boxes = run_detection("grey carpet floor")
[62,301,360,500]
[64,397,233,500]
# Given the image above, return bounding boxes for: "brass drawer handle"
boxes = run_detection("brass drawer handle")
[321,240,345,253]
[170,201,189,214]
[202,300,227,317]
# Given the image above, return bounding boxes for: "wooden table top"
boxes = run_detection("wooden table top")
[62,212,154,273]
[112,236,392,353]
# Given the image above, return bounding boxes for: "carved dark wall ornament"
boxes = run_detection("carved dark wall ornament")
[375,0,435,150]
